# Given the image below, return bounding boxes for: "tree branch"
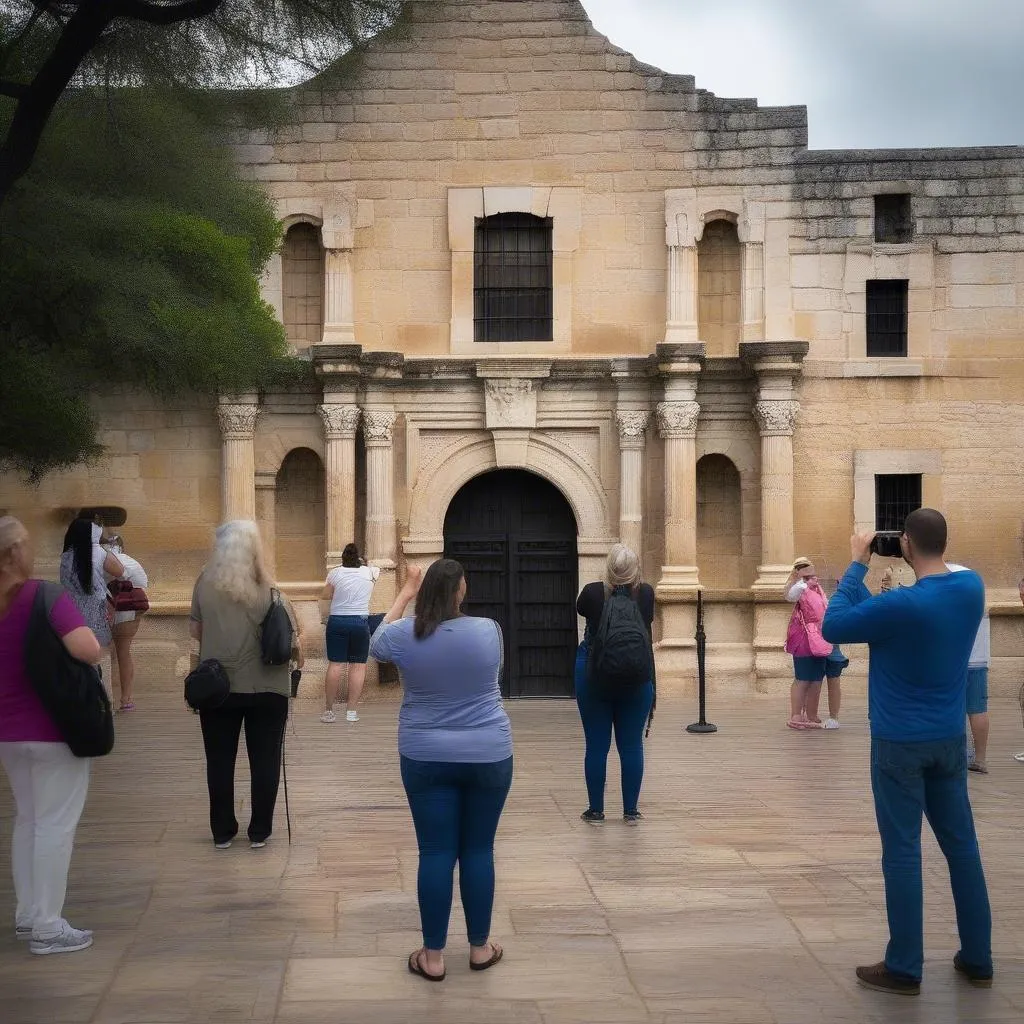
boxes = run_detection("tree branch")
[111,0,225,25]
[0,2,118,205]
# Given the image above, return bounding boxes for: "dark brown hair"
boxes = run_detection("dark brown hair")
[903,507,947,557]
[341,543,362,568]
[413,558,464,640]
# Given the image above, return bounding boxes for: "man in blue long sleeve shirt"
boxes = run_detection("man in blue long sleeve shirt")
[822,508,992,996]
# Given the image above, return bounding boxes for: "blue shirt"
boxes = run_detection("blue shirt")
[369,615,512,763]
[821,562,984,742]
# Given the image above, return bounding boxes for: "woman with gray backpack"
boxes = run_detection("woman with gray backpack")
[574,544,656,825]
[188,520,298,850]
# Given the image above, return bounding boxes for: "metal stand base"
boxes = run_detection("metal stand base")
[686,721,718,734]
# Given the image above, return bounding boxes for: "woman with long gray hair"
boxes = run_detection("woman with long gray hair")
[189,521,293,849]
[574,544,656,825]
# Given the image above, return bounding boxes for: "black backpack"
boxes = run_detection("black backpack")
[25,581,115,758]
[588,586,652,696]
[260,588,294,666]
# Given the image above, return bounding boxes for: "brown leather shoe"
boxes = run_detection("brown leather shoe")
[855,961,921,995]
[953,953,993,987]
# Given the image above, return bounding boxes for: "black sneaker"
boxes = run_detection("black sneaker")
[953,953,993,987]
[855,961,920,995]
[580,809,605,824]
[624,811,643,826]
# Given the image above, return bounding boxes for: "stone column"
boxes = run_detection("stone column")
[741,242,765,341]
[254,472,277,578]
[217,400,260,522]
[665,245,699,343]
[753,399,799,590]
[656,400,701,591]
[322,249,356,345]
[614,410,649,553]
[318,404,361,569]
[363,408,398,567]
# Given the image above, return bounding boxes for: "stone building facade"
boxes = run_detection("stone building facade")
[4,0,1024,697]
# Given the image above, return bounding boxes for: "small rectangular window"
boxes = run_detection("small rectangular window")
[874,194,913,243]
[875,474,922,532]
[866,279,908,357]
[474,213,553,343]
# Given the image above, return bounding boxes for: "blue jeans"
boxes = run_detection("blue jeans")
[574,643,654,815]
[871,736,992,980]
[400,755,513,950]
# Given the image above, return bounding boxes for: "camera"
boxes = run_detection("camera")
[290,669,302,698]
[870,531,903,558]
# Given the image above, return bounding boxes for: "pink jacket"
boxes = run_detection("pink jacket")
[784,583,828,657]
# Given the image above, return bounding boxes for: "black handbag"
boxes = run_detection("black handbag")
[184,658,230,712]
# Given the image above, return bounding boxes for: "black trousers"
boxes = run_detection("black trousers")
[199,692,288,844]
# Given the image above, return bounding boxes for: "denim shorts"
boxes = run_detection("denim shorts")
[792,648,848,683]
[966,667,988,716]
[326,615,370,664]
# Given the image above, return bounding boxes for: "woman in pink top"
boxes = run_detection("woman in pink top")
[783,557,847,731]
[0,517,103,955]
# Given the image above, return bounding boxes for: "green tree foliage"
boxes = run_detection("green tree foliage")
[0,1,402,478]
[0,1,401,201]
[0,89,297,478]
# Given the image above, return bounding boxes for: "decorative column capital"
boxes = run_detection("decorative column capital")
[363,408,397,445]
[615,410,650,448]
[753,399,799,436]
[318,403,361,439]
[656,401,700,439]
[217,403,260,440]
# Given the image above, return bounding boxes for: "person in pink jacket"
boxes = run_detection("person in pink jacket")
[784,557,847,730]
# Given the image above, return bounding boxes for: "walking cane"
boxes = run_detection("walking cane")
[283,668,301,845]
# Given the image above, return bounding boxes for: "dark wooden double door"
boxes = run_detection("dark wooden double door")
[443,470,578,698]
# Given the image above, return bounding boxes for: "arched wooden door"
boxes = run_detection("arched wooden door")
[443,470,578,698]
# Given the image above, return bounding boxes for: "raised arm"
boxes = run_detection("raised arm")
[821,533,897,645]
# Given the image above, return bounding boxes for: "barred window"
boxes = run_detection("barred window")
[866,279,908,357]
[874,194,913,243]
[875,474,922,532]
[474,213,553,343]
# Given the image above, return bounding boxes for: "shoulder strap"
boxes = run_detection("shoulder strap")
[38,580,63,616]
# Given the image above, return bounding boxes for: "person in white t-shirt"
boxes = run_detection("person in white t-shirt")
[948,564,991,773]
[318,543,380,724]
[102,535,149,712]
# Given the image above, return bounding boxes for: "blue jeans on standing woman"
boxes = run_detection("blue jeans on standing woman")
[574,642,654,815]
[400,755,513,950]
[871,735,992,980]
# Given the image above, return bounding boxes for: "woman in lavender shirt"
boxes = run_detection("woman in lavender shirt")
[370,558,512,983]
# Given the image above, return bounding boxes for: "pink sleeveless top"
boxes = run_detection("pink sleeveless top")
[785,585,828,657]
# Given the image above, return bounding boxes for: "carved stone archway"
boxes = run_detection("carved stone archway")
[403,431,616,603]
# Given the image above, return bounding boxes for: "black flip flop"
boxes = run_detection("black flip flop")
[470,943,504,972]
[408,950,445,982]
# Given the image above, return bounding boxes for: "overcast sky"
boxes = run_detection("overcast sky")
[581,0,1024,150]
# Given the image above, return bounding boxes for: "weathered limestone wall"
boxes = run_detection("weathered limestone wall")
[3,0,1024,700]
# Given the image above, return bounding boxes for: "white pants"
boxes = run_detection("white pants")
[0,742,90,938]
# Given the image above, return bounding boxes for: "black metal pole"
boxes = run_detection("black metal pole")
[687,588,717,734]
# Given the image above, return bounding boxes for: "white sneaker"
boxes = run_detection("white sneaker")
[823,718,841,730]
[320,710,336,724]
[30,920,94,955]
[346,710,359,723]
[1014,752,1024,763]
[214,840,232,850]
[250,840,267,849]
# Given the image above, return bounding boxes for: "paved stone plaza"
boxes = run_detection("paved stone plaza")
[1,695,1022,1024]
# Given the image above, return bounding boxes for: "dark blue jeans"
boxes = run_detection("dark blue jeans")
[871,735,992,980]
[574,643,654,816]
[400,755,513,950]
